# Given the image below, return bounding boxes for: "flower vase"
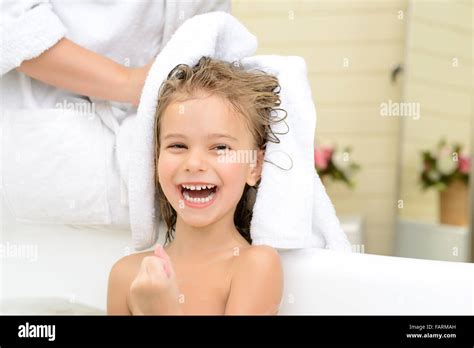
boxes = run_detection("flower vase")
[439,180,469,226]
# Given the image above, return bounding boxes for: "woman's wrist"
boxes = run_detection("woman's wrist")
[124,62,153,106]
[123,66,145,107]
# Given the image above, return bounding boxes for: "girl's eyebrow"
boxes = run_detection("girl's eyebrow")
[208,133,238,141]
[163,133,185,140]
[163,133,238,141]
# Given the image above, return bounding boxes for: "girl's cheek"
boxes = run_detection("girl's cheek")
[157,154,178,189]
[216,162,248,188]
[158,152,178,171]
[216,161,241,173]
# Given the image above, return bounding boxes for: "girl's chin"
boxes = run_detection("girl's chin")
[177,214,218,228]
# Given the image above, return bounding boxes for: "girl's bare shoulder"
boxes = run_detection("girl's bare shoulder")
[230,244,283,284]
[234,245,281,269]
[108,250,155,297]
[107,250,154,315]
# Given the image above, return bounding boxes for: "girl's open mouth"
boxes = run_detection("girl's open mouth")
[177,183,219,208]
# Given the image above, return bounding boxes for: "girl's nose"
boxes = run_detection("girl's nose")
[184,149,208,172]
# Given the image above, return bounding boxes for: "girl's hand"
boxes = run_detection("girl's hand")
[128,244,182,315]
[126,60,153,107]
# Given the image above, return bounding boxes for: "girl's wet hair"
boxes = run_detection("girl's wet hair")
[154,56,289,246]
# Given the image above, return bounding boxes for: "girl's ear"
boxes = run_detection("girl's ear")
[246,149,265,187]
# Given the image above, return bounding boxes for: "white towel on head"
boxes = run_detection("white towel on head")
[240,55,349,251]
[121,11,351,252]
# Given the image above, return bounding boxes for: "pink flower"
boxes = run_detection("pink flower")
[459,155,470,174]
[314,146,333,170]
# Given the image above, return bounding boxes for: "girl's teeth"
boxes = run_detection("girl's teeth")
[183,191,215,203]
[182,184,215,190]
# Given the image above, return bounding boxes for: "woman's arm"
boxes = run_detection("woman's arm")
[16,38,151,106]
[224,245,283,315]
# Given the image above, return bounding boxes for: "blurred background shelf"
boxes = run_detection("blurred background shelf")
[395,218,470,262]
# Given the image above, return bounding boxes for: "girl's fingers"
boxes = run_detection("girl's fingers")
[154,244,170,260]
[154,244,173,278]
[143,256,168,280]
[134,259,151,284]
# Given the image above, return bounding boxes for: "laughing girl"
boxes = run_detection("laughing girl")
[108,57,286,315]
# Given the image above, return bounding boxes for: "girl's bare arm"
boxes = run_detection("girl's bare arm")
[16,38,151,106]
[224,245,283,315]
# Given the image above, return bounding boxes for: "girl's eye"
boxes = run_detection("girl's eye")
[168,144,186,149]
[214,144,231,151]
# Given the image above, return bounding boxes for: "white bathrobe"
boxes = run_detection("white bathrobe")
[1,0,231,108]
[0,0,230,228]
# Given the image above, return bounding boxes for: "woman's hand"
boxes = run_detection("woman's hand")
[128,244,182,315]
[126,60,153,106]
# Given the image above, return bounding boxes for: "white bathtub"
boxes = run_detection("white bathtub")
[1,195,473,315]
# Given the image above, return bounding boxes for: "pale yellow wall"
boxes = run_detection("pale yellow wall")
[399,0,472,223]
[232,0,408,255]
